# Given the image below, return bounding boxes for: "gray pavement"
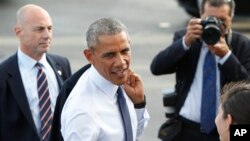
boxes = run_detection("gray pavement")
[1,0,250,141]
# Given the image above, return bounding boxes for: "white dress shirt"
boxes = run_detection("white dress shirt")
[61,66,150,141]
[18,48,59,133]
[180,39,231,123]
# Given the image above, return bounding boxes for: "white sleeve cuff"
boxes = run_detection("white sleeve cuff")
[182,37,190,50]
[218,51,232,65]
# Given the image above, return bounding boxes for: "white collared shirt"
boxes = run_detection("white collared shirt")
[61,66,150,141]
[17,48,59,133]
[180,39,231,123]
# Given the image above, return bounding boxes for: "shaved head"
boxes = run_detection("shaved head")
[14,4,53,60]
[16,4,51,26]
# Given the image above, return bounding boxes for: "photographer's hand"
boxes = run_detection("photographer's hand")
[207,37,230,57]
[184,18,203,46]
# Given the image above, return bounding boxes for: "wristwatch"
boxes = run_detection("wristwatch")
[134,95,146,109]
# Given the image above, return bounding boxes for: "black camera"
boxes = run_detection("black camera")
[162,88,177,118]
[201,16,223,45]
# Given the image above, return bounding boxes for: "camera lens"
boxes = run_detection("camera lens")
[201,16,222,45]
[202,24,221,45]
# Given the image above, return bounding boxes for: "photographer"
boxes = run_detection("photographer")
[151,0,250,141]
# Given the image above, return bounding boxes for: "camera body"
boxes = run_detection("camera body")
[201,16,223,45]
[162,88,177,118]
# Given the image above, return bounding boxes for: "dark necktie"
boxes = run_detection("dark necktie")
[36,63,53,141]
[200,51,216,134]
[117,87,133,141]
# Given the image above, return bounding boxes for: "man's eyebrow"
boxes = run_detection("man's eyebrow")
[102,51,115,57]
[121,47,130,52]
[32,25,52,29]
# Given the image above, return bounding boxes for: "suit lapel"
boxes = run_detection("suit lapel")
[46,55,64,89]
[186,41,202,81]
[7,54,39,135]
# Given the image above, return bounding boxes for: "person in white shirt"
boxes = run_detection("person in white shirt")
[60,17,150,141]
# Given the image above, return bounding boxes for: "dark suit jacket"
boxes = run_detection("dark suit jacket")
[49,64,91,141]
[150,30,250,113]
[0,53,71,141]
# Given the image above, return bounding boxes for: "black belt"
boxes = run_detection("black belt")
[180,116,200,129]
[179,116,218,135]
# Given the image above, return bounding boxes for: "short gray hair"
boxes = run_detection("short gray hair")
[86,18,130,48]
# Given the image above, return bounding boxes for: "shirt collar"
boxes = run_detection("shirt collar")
[18,48,37,70]
[201,42,219,61]
[17,48,48,69]
[89,66,119,98]
[38,54,49,69]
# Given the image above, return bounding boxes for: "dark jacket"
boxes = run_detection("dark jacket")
[0,53,71,141]
[151,30,250,113]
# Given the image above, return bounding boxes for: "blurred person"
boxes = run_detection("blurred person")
[151,0,250,141]
[215,81,250,141]
[0,4,71,141]
[60,17,150,141]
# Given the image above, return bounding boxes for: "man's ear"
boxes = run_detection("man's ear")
[14,25,21,37]
[83,49,94,64]
[226,114,233,130]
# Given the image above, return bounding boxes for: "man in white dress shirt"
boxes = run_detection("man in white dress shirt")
[60,18,150,141]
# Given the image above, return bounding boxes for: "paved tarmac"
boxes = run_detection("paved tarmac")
[1,0,250,141]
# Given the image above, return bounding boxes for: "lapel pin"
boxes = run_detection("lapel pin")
[57,70,62,76]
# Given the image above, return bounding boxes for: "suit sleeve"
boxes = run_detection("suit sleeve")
[219,34,250,82]
[150,31,188,75]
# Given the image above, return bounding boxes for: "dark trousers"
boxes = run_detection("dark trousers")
[172,116,220,141]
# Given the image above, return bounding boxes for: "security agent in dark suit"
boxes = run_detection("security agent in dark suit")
[0,4,71,141]
[151,0,250,141]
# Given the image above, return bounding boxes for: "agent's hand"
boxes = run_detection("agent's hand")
[184,18,203,46]
[207,36,230,57]
[123,69,145,104]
